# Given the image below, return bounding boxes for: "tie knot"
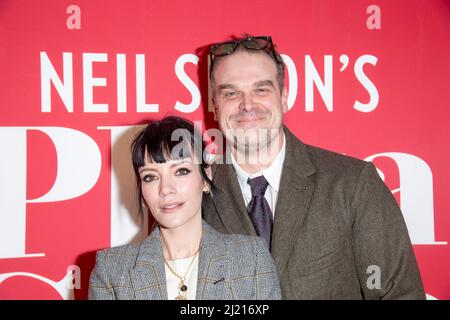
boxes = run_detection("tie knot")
[247,175,269,196]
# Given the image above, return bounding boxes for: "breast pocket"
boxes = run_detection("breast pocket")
[230,276,256,299]
[286,244,360,299]
[295,244,347,276]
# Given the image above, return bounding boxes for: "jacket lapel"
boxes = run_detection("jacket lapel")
[211,162,256,236]
[129,228,168,300]
[271,127,316,272]
[196,222,231,300]
[209,128,316,274]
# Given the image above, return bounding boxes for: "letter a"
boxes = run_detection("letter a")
[66,5,81,30]
[366,265,381,289]
[366,5,381,30]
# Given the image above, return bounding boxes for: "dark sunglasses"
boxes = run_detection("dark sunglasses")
[209,36,278,64]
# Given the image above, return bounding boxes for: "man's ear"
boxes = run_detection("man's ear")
[212,97,218,122]
[281,87,289,113]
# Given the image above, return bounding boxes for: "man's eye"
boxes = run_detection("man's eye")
[256,87,270,94]
[176,168,191,176]
[142,175,156,182]
[223,91,238,98]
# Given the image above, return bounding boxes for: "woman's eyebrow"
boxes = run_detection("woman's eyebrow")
[170,159,192,168]
[138,159,192,174]
[138,167,156,174]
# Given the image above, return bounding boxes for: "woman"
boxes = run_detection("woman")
[88,116,281,300]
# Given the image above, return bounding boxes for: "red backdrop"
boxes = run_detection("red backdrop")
[0,0,449,299]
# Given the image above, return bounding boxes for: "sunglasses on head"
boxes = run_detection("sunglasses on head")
[209,36,278,64]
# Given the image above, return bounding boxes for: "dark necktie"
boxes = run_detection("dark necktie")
[247,176,273,249]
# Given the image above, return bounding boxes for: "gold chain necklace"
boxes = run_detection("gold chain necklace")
[163,245,200,300]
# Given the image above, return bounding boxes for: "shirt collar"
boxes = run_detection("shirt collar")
[230,133,286,192]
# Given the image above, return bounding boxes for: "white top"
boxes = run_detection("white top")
[165,254,199,300]
[230,133,286,216]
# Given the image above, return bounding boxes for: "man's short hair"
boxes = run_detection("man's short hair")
[209,34,285,96]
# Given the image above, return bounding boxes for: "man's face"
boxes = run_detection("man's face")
[212,51,288,153]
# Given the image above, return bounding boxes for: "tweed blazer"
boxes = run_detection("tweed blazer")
[202,127,425,299]
[88,221,281,300]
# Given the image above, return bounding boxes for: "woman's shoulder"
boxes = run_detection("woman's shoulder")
[203,221,268,252]
[218,233,269,254]
[94,240,145,266]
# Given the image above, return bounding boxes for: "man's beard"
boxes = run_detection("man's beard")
[227,107,273,151]
[225,127,281,165]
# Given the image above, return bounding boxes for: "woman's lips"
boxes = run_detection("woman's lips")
[160,202,184,213]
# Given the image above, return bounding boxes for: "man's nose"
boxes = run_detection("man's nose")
[239,92,254,112]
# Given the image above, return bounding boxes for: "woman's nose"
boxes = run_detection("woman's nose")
[159,177,176,197]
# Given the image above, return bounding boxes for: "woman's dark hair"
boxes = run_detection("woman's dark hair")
[131,116,214,216]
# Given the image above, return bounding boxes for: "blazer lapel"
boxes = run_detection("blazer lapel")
[271,127,316,272]
[129,228,168,300]
[211,161,256,236]
[209,128,316,274]
[196,222,231,300]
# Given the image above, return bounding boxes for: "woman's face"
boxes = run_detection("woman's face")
[138,153,210,231]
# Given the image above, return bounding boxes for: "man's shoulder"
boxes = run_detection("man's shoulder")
[207,130,371,179]
[303,142,368,172]
[283,127,369,179]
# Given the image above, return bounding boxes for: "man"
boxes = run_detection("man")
[202,35,425,299]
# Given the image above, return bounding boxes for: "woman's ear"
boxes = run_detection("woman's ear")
[203,166,213,193]
[205,166,212,181]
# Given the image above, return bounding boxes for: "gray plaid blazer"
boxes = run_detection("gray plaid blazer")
[88,221,281,300]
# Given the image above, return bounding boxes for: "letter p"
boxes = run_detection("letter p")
[0,127,101,259]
